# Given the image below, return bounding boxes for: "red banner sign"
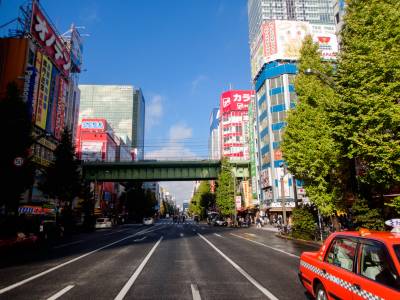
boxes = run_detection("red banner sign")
[30,2,70,77]
[220,90,254,114]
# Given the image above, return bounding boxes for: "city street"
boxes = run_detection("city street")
[0,221,319,300]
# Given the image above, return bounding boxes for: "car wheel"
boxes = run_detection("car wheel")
[315,283,327,300]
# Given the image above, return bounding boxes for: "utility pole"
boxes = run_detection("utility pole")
[280,175,287,226]
[280,163,288,225]
[293,175,298,208]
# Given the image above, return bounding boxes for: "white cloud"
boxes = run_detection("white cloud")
[160,181,195,207]
[145,123,196,160]
[146,94,164,130]
[169,123,192,141]
[191,75,207,93]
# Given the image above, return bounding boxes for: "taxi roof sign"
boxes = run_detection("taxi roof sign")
[385,219,400,233]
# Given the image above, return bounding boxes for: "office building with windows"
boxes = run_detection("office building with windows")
[248,0,334,46]
[78,85,145,160]
[209,108,221,160]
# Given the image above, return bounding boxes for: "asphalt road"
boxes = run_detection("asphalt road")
[0,220,319,300]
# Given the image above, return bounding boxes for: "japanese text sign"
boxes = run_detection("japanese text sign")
[30,2,70,77]
[220,90,255,113]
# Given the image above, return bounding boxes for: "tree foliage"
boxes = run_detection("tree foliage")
[189,181,215,218]
[215,158,235,217]
[291,207,317,240]
[282,36,343,216]
[351,199,384,231]
[335,0,400,193]
[0,82,34,214]
[40,128,81,205]
[125,182,157,222]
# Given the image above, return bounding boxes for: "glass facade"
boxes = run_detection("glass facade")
[78,85,145,159]
[248,0,334,45]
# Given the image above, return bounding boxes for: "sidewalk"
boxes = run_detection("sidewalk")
[257,224,279,232]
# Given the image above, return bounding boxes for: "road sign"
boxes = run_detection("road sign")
[14,157,24,167]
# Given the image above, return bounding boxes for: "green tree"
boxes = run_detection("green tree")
[216,158,235,217]
[351,199,384,231]
[335,0,400,197]
[282,36,343,216]
[291,207,317,240]
[126,182,157,222]
[189,181,215,219]
[0,82,34,215]
[40,128,81,213]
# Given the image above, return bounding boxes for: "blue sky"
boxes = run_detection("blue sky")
[1,0,252,205]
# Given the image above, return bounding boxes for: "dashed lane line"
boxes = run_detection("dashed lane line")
[46,285,75,300]
[191,283,201,300]
[197,233,279,300]
[213,233,223,237]
[230,233,299,258]
[114,236,163,300]
[0,226,164,295]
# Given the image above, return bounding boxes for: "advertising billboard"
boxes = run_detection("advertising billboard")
[248,100,258,200]
[70,27,83,72]
[220,90,255,114]
[81,141,104,161]
[250,21,338,79]
[0,39,29,99]
[35,55,52,129]
[310,24,338,60]
[81,119,106,131]
[22,65,37,118]
[30,2,70,77]
[54,77,66,140]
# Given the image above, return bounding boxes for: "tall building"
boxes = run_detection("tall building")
[0,2,83,205]
[209,108,221,160]
[332,0,346,44]
[220,90,255,161]
[78,85,145,160]
[248,0,334,46]
[247,1,338,216]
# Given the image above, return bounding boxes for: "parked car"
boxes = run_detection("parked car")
[143,217,154,225]
[213,217,227,226]
[0,232,39,253]
[298,229,400,300]
[95,218,112,229]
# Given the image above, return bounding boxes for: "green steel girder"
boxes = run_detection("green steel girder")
[82,160,250,182]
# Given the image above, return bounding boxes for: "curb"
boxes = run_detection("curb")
[275,233,323,247]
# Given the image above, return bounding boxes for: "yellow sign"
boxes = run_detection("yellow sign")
[35,55,52,129]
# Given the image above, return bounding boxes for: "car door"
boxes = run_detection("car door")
[321,236,358,300]
[353,240,400,300]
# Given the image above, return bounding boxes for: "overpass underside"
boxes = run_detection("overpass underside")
[82,160,249,182]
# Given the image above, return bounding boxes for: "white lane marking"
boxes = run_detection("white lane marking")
[53,240,83,249]
[230,233,299,258]
[244,233,256,237]
[192,229,196,232]
[103,232,117,236]
[213,233,223,237]
[114,236,163,300]
[191,283,201,300]
[197,233,279,300]
[133,236,146,242]
[0,229,150,295]
[46,285,75,300]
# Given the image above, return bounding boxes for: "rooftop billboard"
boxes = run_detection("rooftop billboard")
[250,21,338,79]
[30,2,70,77]
[220,90,255,114]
